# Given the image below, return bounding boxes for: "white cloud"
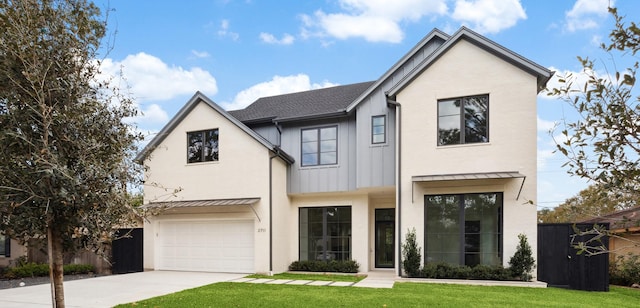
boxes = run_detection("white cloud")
[260,32,295,45]
[537,148,555,170]
[537,116,556,132]
[222,74,338,110]
[451,0,527,34]
[301,0,447,43]
[139,104,169,124]
[218,19,239,40]
[100,52,218,102]
[191,50,210,58]
[565,0,612,32]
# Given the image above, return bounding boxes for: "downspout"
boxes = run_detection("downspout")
[269,153,276,275]
[386,96,402,277]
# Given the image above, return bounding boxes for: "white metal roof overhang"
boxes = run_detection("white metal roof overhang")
[412,171,526,200]
[142,198,262,221]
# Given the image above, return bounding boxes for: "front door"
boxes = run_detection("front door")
[375,209,395,268]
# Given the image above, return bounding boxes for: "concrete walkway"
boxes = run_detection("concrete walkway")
[0,271,246,308]
[230,270,398,289]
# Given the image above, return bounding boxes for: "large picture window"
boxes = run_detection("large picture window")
[299,206,351,261]
[425,193,502,267]
[187,129,219,163]
[438,95,488,145]
[301,126,337,166]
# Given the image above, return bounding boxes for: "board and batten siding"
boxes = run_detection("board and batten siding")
[282,117,357,194]
[354,35,445,189]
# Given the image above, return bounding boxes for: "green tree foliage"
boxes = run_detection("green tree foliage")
[538,184,638,223]
[548,7,639,256]
[508,234,535,282]
[402,228,421,277]
[549,7,640,196]
[0,0,142,306]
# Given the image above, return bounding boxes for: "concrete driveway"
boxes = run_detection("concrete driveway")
[0,271,246,308]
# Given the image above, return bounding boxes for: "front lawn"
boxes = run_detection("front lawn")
[116,282,640,307]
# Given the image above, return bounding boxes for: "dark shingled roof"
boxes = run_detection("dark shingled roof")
[581,206,640,232]
[228,81,375,123]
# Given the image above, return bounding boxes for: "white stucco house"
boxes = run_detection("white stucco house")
[136,27,553,276]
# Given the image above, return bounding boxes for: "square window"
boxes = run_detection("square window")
[299,206,352,261]
[187,129,219,163]
[425,193,502,267]
[438,95,488,145]
[301,126,338,166]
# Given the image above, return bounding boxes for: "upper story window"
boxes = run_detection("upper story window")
[187,129,219,164]
[372,115,386,144]
[438,95,488,146]
[301,126,337,166]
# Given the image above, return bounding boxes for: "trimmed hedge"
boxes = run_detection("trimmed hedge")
[420,262,514,281]
[289,260,360,273]
[1,262,95,279]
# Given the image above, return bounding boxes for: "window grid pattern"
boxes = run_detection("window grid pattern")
[372,115,386,144]
[299,207,352,262]
[301,126,337,166]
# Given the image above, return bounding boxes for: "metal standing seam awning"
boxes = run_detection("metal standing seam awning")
[141,198,262,221]
[411,171,526,201]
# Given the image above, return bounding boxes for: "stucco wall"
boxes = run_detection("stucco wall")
[142,100,287,273]
[396,39,538,271]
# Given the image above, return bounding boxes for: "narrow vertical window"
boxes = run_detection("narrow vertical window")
[372,115,386,144]
[187,129,219,163]
[301,126,337,166]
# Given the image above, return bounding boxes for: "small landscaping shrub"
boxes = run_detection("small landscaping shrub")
[420,262,513,280]
[402,228,421,277]
[288,260,359,273]
[508,233,535,281]
[610,253,640,287]
[2,263,95,279]
[470,264,511,281]
[64,264,95,275]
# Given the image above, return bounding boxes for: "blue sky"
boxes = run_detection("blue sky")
[95,0,639,209]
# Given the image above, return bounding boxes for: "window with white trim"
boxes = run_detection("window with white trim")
[372,115,386,144]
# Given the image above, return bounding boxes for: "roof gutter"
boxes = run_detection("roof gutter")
[387,95,403,277]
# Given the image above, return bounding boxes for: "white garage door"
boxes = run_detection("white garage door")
[156,220,254,273]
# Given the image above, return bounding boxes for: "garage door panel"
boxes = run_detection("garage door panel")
[157,220,254,273]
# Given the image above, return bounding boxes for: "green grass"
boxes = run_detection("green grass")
[246,272,366,282]
[115,282,640,308]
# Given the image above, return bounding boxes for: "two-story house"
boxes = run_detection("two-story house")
[136,27,552,276]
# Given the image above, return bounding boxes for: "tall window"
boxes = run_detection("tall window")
[187,129,219,163]
[299,207,351,261]
[438,95,488,145]
[425,193,502,267]
[0,233,8,257]
[372,115,386,144]
[301,126,337,166]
